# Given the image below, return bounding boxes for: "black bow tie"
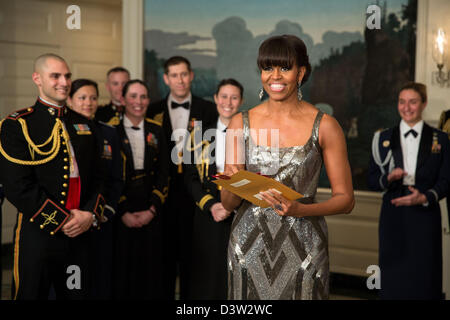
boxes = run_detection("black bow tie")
[171,101,189,110]
[222,127,227,133]
[404,129,418,138]
[131,126,140,131]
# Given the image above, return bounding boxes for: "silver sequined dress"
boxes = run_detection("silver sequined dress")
[228,110,329,300]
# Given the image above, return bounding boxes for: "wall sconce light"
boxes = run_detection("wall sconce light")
[432,28,450,87]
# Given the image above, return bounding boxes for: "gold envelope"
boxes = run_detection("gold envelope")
[213,170,303,208]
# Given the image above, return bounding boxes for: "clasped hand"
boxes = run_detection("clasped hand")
[388,168,427,206]
[121,205,157,228]
[210,203,231,222]
[62,209,93,238]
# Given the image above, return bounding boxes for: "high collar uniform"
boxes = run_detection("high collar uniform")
[0,98,105,299]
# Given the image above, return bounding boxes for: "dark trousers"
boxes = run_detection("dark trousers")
[162,175,195,299]
[12,214,90,300]
[113,172,164,300]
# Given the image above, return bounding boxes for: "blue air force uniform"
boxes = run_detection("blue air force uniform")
[368,122,450,299]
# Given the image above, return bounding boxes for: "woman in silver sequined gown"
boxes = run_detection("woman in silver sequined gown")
[221,35,355,300]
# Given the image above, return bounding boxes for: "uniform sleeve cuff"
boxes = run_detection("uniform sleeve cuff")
[30,199,70,235]
[197,194,217,212]
[425,189,439,206]
[92,194,106,221]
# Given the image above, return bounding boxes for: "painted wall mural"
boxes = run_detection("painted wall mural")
[144,0,417,190]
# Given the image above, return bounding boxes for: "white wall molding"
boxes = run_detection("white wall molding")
[122,0,143,79]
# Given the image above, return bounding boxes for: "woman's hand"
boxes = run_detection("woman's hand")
[135,209,155,226]
[121,212,141,228]
[391,186,428,207]
[387,168,407,183]
[210,202,232,222]
[259,189,300,217]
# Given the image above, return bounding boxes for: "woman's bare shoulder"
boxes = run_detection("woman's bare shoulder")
[317,112,346,146]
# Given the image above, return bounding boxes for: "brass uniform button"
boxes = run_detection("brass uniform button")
[64,158,68,162]
[63,166,68,170]
[63,175,68,179]
[60,200,65,205]
[63,183,68,188]
[61,192,66,196]
[63,149,68,153]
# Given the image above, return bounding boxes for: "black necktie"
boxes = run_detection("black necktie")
[131,126,140,131]
[171,101,189,109]
[404,129,418,138]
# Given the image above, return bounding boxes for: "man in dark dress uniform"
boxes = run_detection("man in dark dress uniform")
[95,67,130,125]
[438,109,450,233]
[368,82,450,299]
[146,56,218,299]
[0,54,105,300]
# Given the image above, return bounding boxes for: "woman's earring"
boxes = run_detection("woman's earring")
[259,88,265,101]
[297,84,303,101]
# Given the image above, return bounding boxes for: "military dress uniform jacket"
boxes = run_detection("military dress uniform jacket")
[368,123,450,204]
[367,123,450,299]
[184,122,233,299]
[146,94,217,299]
[0,98,105,234]
[116,118,169,214]
[95,121,123,219]
[147,95,218,178]
[95,102,124,127]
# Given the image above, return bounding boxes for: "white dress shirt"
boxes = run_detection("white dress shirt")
[215,118,227,173]
[167,94,191,153]
[400,119,424,186]
[124,115,145,170]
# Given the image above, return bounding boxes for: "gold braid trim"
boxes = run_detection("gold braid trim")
[198,194,214,211]
[0,118,72,169]
[186,126,210,183]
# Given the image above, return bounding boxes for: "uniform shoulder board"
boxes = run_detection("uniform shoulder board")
[375,127,388,134]
[6,107,34,120]
[97,120,115,128]
[153,112,164,124]
[145,117,162,126]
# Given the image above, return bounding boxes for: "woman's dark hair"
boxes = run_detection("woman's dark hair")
[69,79,99,98]
[399,82,427,103]
[215,78,244,98]
[122,79,150,97]
[257,34,312,86]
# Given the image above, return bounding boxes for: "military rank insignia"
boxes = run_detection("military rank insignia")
[147,132,158,148]
[431,132,441,153]
[73,124,91,135]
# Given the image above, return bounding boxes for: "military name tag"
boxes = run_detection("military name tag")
[74,124,91,135]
